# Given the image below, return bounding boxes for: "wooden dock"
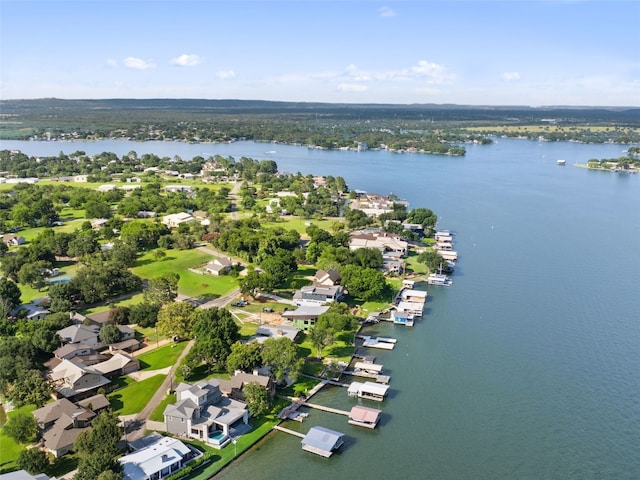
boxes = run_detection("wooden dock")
[342,370,390,384]
[273,425,305,438]
[302,402,350,416]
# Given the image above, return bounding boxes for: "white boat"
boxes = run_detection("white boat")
[557,159,566,166]
[427,273,452,286]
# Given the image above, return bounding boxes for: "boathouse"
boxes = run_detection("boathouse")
[348,405,382,429]
[347,381,390,401]
[301,426,345,457]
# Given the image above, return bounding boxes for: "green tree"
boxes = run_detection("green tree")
[17,260,50,291]
[226,341,263,375]
[3,412,38,443]
[74,411,122,480]
[17,447,50,474]
[85,198,112,219]
[128,302,160,328]
[188,308,240,370]
[156,301,196,340]
[261,337,303,385]
[7,369,53,407]
[243,382,271,417]
[99,324,122,345]
[309,324,334,358]
[0,277,21,318]
[144,273,180,306]
[340,264,389,301]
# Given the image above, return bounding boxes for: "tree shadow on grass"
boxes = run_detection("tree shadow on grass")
[108,394,124,412]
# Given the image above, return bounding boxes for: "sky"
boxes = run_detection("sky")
[1,0,639,107]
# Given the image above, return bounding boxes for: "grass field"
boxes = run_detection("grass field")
[136,342,187,370]
[0,404,36,474]
[149,393,176,422]
[108,374,166,415]
[260,216,344,236]
[131,249,239,299]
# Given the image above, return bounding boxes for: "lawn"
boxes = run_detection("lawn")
[108,374,166,415]
[149,393,176,422]
[136,342,187,370]
[0,404,36,474]
[260,216,344,236]
[131,249,239,299]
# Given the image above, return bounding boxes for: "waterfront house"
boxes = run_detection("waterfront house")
[281,305,330,330]
[120,434,197,480]
[250,324,301,344]
[348,405,381,429]
[347,381,389,401]
[218,371,275,401]
[349,232,408,257]
[301,426,345,457]
[163,379,250,448]
[293,285,344,306]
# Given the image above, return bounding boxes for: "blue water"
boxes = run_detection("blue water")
[2,138,639,479]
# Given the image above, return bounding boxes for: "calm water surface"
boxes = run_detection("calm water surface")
[2,138,639,479]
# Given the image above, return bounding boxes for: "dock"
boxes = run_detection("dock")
[273,425,305,438]
[302,402,350,416]
[357,335,397,350]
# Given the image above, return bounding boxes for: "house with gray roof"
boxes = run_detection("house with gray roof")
[48,358,110,400]
[293,285,344,306]
[119,434,198,480]
[281,305,329,330]
[163,379,249,449]
[0,471,55,480]
[218,371,275,401]
[56,324,103,349]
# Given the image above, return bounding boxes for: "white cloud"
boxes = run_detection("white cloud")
[502,72,521,81]
[338,83,368,92]
[216,70,236,79]
[378,6,396,17]
[170,54,203,67]
[123,57,156,70]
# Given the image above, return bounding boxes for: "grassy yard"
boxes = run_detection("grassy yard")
[149,393,176,422]
[108,374,166,415]
[260,216,344,236]
[0,404,36,474]
[131,249,239,299]
[136,342,188,370]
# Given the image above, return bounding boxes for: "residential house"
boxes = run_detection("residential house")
[349,232,408,257]
[32,398,86,432]
[281,305,329,330]
[204,256,233,276]
[53,343,96,361]
[161,212,195,228]
[0,470,56,480]
[73,175,88,183]
[312,269,341,287]
[293,285,344,306]
[91,352,140,380]
[120,434,197,480]
[56,324,103,349]
[11,301,50,321]
[163,379,250,449]
[218,371,275,401]
[2,234,26,246]
[164,185,193,193]
[48,359,110,400]
[97,184,117,192]
[249,324,300,344]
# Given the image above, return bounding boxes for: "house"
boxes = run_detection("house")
[347,381,389,401]
[204,256,233,276]
[390,309,415,327]
[53,343,96,361]
[90,218,108,230]
[396,301,424,317]
[161,212,195,228]
[109,338,142,354]
[164,185,193,193]
[163,379,250,449]
[91,352,140,379]
[77,393,111,414]
[56,324,102,348]
[73,175,88,183]
[349,232,408,257]
[120,434,197,480]
[11,301,50,320]
[48,359,110,400]
[218,371,275,401]
[32,398,86,431]
[97,184,117,192]
[85,310,112,327]
[2,234,26,246]
[249,324,300,344]
[312,269,341,287]
[281,305,330,330]
[301,426,345,457]
[400,289,428,303]
[0,471,56,480]
[348,405,381,429]
[293,285,344,306]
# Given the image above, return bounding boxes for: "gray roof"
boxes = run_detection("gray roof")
[33,398,84,426]
[281,305,329,320]
[0,471,55,480]
[301,426,345,452]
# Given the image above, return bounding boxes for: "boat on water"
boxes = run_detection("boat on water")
[264,150,277,155]
[427,273,452,286]
[557,159,566,166]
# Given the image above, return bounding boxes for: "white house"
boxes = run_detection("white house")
[161,212,195,228]
[120,434,197,480]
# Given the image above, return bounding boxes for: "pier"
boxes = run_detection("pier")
[273,425,305,438]
[302,402,350,416]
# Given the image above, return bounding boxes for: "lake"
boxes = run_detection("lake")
[1,138,639,479]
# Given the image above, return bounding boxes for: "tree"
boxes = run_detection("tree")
[17,260,50,291]
[128,302,160,328]
[0,277,21,317]
[99,324,122,345]
[3,412,38,443]
[144,273,180,306]
[156,301,196,340]
[85,198,112,219]
[17,447,50,474]
[74,411,122,480]
[226,341,263,374]
[345,208,372,229]
[261,337,303,385]
[187,308,240,370]
[7,369,53,407]
[243,382,271,417]
[340,264,389,301]
[309,324,334,358]
[109,306,130,325]
[97,471,123,480]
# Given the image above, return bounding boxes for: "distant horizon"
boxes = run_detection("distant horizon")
[2,1,639,107]
[2,97,638,110]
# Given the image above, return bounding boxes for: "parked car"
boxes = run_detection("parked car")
[262,307,273,313]
[232,300,248,307]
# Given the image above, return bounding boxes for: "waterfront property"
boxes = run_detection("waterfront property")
[348,405,382,429]
[120,433,199,480]
[281,304,330,330]
[301,426,345,457]
[347,381,390,401]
